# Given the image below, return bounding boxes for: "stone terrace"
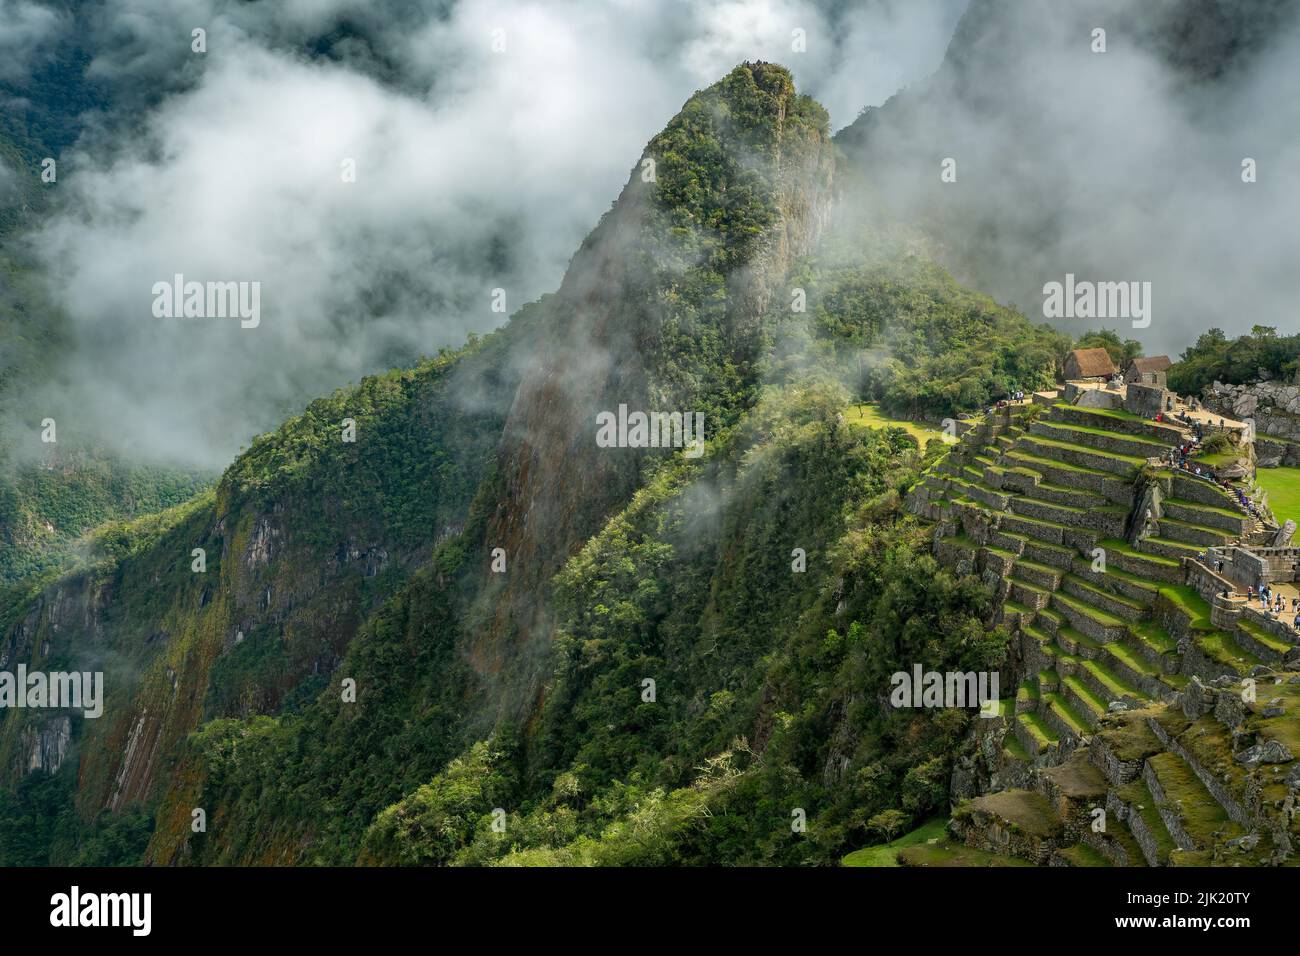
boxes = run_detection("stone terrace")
[901,395,1300,865]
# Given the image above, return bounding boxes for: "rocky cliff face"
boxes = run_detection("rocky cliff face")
[474,62,837,723]
[1204,379,1300,465]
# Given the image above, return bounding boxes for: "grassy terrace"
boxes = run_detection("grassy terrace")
[1081,658,1146,699]
[1045,692,1089,735]
[1164,497,1246,521]
[1004,451,1110,477]
[1052,402,1145,423]
[1078,561,1160,593]
[897,841,1034,867]
[1160,585,1213,630]
[1100,538,1181,568]
[1053,591,1126,628]
[1196,631,1264,673]
[1063,675,1108,716]
[1043,421,1171,452]
[1019,711,1056,748]
[1105,639,1161,681]
[1194,451,1240,468]
[1021,435,1146,467]
[1147,752,1236,848]
[1256,465,1300,528]
[1237,615,1293,656]
[1156,516,1234,541]
[844,403,945,446]
[1065,573,1145,613]
[1119,779,1177,864]
[842,817,949,867]
[1003,734,1031,761]
[1128,620,1177,655]
[1057,843,1112,867]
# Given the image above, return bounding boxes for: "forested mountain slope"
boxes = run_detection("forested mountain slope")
[0,62,1072,865]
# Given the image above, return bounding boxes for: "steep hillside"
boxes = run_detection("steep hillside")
[0,61,1086,867]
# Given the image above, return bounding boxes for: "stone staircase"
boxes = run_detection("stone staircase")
[900,399,1300,864]
[932,675,1300,867]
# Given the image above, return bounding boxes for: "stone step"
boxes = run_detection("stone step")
[1023,480,1107,509]
[1070,562,1160,608]
[1170,471,1243,510]
[1060,574,1147,623]
[1234,616,1292,665]
[1052,843,1113,866]
[1000,513,1068,546]
[1095,539,1185,584]
[1001,601,1039,630]
[988,530,1028,554]
[1002,451,1113,494]
[1121,621,1179,672]
[1009,496,1128,538]
[1054,624,1102,659]
[1022,539,1077,570]
[1060,675,1107,728]
[1029,420,1174,461]
[1010,577,1052,610]
[1160,498,1248,535]
[1035,606,1067,634]
[1077,657,1150,704]
[1050,404,1185,444]
[1014,559,1064,591]
[1042,692,1090,739]
[1104,636,1175,696]
[1014,711,1058,757]
[953,789,1066,864]
[1015,676,1040,714]
[1085,819,1150,867]
[1088,710,1159,783]
[1193,629,1267,676]
[1143,751,1236,853]
[1051,592,1129,643]
[944,477,1013,511]
[1136,536,1200,561]
[1112,780,1177,866]
[1153,516,1233,548]
[1018,436,1145,477]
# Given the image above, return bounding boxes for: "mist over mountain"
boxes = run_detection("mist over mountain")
[2,0,965,468]
[0,0,1298,892]
[837,0,1300,354]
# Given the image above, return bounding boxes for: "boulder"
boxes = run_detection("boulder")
[1236,739,1295,766]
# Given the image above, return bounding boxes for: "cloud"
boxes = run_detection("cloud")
[840,0,1300,356]
[17,0,965,467]
[0,0,65,83]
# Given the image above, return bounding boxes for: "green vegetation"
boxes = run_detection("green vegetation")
[1168,326,1300,396]
[784,252,1069,421]
[1074,329,1143,370]
[842,817,948,866]
[1256,466,1300,527]
[843,403,944,446]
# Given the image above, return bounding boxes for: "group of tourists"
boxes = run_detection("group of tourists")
[1246,585,1300,630]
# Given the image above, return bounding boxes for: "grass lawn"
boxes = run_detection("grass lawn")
[842,817,949,867]
[844,403,945,446]
[1256,466,1300,527]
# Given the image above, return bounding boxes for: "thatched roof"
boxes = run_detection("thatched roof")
[1065,348,1117,377]
[1126,355,1172,374]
